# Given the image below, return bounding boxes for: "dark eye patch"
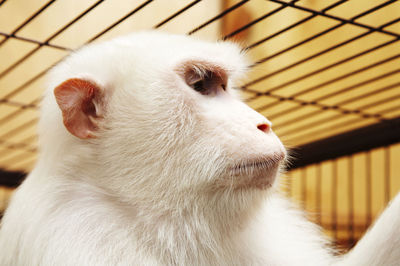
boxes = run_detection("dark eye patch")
[193,80,206,93]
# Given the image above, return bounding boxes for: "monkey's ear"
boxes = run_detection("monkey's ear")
[54,78,103,139]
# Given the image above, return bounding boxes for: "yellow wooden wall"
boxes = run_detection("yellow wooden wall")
[285,142,400,248]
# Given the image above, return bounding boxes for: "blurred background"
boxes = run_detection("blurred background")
[0,0,399,251]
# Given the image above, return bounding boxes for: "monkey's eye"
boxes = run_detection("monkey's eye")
[182,66,227,96]
[191,80,208,94]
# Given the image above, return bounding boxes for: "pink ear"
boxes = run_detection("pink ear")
[54,78,101,139]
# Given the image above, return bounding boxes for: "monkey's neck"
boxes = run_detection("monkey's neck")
[126,189,267,265]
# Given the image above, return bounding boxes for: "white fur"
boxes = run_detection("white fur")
[0,31,398,266]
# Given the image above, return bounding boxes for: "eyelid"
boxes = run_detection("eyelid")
[187,75,203,86]
[176,59,227,82]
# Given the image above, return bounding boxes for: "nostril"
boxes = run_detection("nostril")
[257,123,270,133]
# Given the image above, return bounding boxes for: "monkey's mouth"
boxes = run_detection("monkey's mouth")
[224,152,285,189]
[231,153,284,173]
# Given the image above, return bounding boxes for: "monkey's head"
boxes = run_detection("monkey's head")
[40,32,285,206]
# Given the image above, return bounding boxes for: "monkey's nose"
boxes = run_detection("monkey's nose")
[257,123,270,133]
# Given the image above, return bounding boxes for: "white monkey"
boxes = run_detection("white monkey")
[0,31,399,266]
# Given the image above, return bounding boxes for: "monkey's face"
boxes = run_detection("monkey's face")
[50,32,286,198]
[104,47,285,194]
[169,61,286,191]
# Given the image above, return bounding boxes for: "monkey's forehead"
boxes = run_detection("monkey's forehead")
[48,31,248,87]
[113,31,246,65]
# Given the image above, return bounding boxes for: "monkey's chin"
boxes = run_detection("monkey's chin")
[218,153,285,190]
[228,166,279,190]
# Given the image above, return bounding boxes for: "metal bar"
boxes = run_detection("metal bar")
[287,117,372,145]
[87,0,154,43]
[313,221,369,232]
[0,152,36,171]
[47,0,105,41]
[0,146,35,159]
[249,22,344,69]
[334,81,400,106]
[351,0,396,20]
[9,157,37,172]
[0,99,38,109]
[366,151,372,228]
[320,0,349,12]
[1,70,49,100]
[244,13,316,49]
[0,118,38,140]
[357,92,400,111]
[279,113,355,137]
[154,0,202,28]
[0,0,104,79]
[348,156,354,248]
[243,24,356,88]
[222,2,290,41]
[0,0,201,105]
[18,135,37,145]
[0,109,26,126]
[246,38,398,95]
[0,0,244,103]
[302,168,307,209]
[241,0,347,49]
[288,117,400,169]
[288,54,400,99]
[281,101,397,144]
[268,76,399,122]
[316,163,322,225]
[385,146,390,203]
[244,10,400,89]
[267,0,399,38]
[269,80,400,128]
[0,97,40,126]
[0,0,57,47]
[0,46,65,80]
[274,108,332,131]
[252,56,400,114]
[253,90,385,125]
[279,102,387,138]
[310,69,400,103]
[0,139,37,152]
[1,0,155,104]
[378,104,400,115]
[0,31,70,51]
[187,0,249,35]
[332,159,338,241]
